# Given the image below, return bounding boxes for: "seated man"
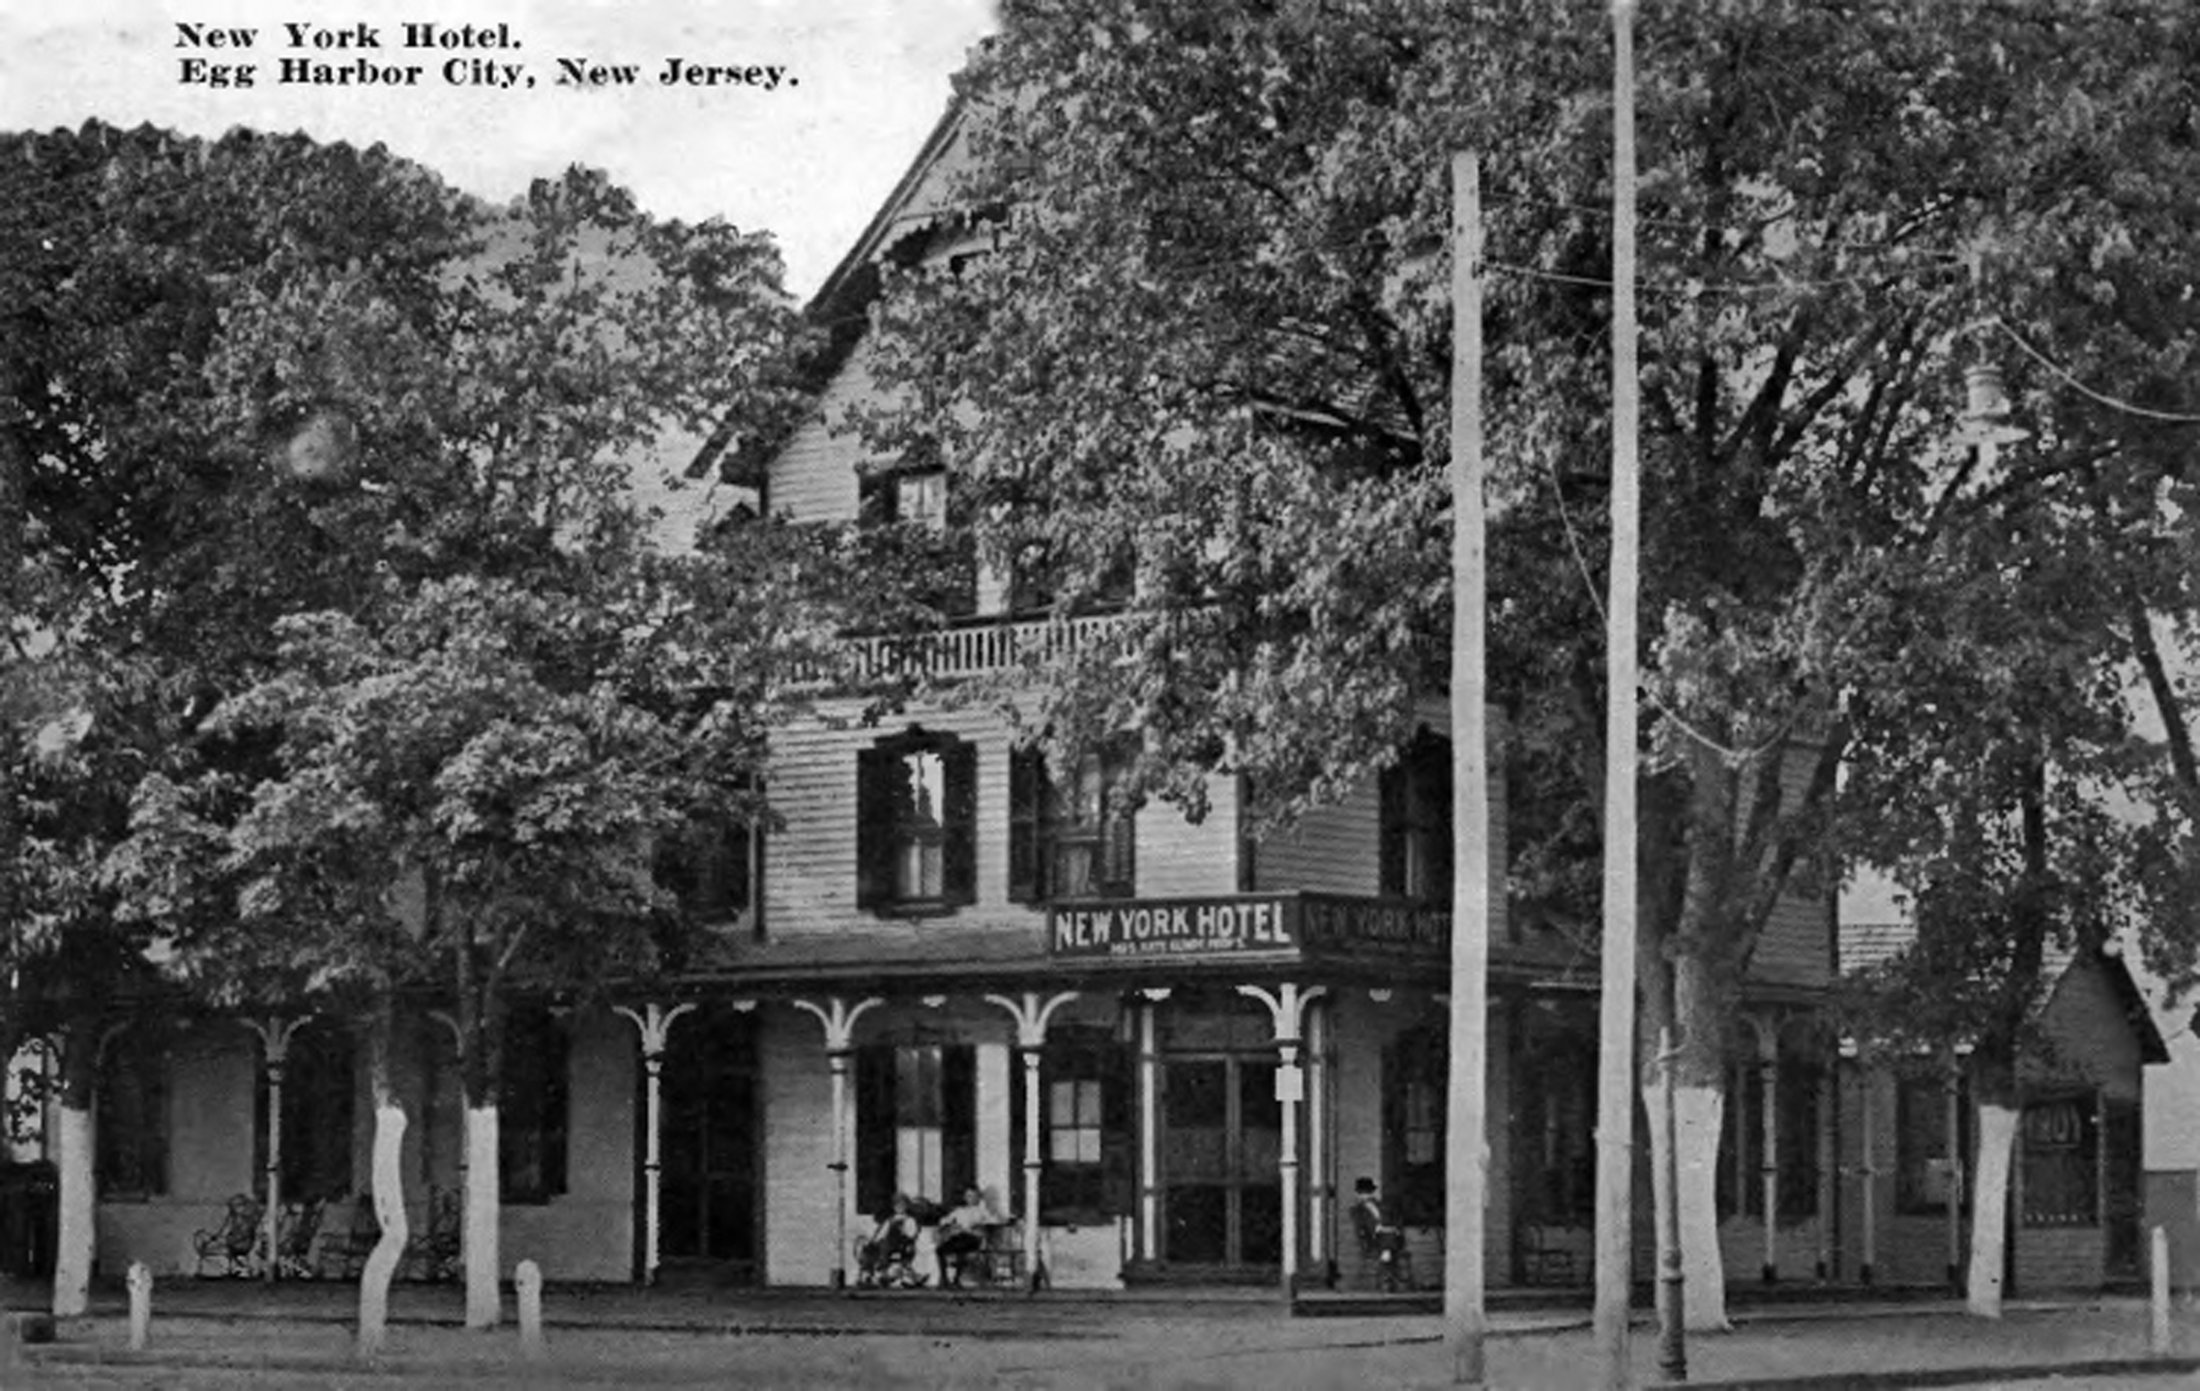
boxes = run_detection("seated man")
[934,1185,999,1289]
[857,1194,924,1288]
[1349,1176,1409,1287]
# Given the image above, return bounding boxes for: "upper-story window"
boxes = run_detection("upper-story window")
[860,465,949,534]
[1009,745,1136,902]
[857,729,977,913]
[1380,730,1452,903]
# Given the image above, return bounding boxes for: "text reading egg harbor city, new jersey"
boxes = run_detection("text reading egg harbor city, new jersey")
[172,22,793,91]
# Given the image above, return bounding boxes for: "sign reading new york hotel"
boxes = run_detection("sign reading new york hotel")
[1048,893,1450,966]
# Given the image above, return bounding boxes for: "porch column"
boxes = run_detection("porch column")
[1758,1022,1779,1283]
[1857,1060,1877,1285]
[1136,989,1166,1262]
[984,990,1080,1289]
[244,1015,311,1282]
[1943,1057,1963,1291]
[612,1002,697,1285]
[1305,998,1329,1277]
[1238,983,1328,1296]
[1816,1061,1835,1282]
[791,996,883,1289]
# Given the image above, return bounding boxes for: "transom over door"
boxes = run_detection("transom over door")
[1162,1055,1282,1268]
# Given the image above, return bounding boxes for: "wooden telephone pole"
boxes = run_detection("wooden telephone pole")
[1594,0,1644,1387]
[1443,149,1490,1389]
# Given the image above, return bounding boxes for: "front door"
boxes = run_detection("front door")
[1161,1055,1282,1269]
[657,1007,761,1282]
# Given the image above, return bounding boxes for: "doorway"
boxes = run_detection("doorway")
[1161,1055,1282,1270]
[655,1007,761,1283]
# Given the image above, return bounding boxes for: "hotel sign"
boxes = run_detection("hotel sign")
[1047,893,1449,966]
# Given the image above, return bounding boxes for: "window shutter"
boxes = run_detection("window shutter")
[854,1045,895,1219]
[1379,1040,1401,1206]
[1378,764,1406,896]
[943,1044,977,1202]
[1099,1039,1136,1217]
[1008,747,1043,903]
[942,741,978,905]
[1426,742,1454,903]
[855,747,894,908]
[543,1023,570,1197]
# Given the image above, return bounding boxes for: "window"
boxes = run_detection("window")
[1009,746,1136,902]
[1718,1053,1821,1221]
[97,1030,168,1199]
[857,731,977,912]
[1384,1026,1448,1227]
[2021,1093,2099,1228]
[499,1006,569,1203]
[1896,1073,1971,1215]
[1028,1025,1133,1223]
[1380,731,1452,903]
[1513,1030,1594,1226]
[254,1025,355,1202]
[654,816,754,926]
[859,464,975,616]
[859,466,948,533]
[856,1042,975,1214]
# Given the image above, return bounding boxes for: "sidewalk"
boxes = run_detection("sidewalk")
[7,1278,2198,1388]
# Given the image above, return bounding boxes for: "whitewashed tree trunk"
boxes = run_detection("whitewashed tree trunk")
[1673,1082,1730,1331]
[356,1103,409,1359]
[1966,1102,2019,1319]
[463,1105,500,1329]
[50,1101,94,1318]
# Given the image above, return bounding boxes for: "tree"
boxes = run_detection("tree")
[852,0,2200,1323]
[1,121,479,1318]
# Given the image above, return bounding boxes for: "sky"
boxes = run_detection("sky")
[0,0,1000,296]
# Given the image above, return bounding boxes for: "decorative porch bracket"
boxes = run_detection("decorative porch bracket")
[983,990,1081,1290]
[612,1002,699,1285]
[791,996,884,1290]
[242,1014,313,1283]
[1237,983,1328,1294]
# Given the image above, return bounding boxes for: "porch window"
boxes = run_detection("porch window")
[1008,746,1136,902]
[1383,1026,1447,1227]
[1380,731,1452,904]
[96,1030,168,1200]
[1030,1025,1133,1223]
[856,731,977,913]
[2021,1093,2099,1227]
[499,1006,570,1204]
[253,1024,355,1202]
[1513,1031,1594,1226]
[856,1042,976,1214]
[1895,1073,1971,1215]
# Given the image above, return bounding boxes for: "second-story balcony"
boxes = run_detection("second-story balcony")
[826,610,1132,687]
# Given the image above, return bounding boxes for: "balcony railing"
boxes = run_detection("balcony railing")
[823,612,1131,686]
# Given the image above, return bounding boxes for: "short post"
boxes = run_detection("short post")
[126,1261,153,1351]
[516,1259,545,1359]
[2151,1226,2171,1356]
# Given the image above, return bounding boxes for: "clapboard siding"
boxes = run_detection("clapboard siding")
[1256,786,1381,895]
[765,344,875,523]
[764,702,1241,940]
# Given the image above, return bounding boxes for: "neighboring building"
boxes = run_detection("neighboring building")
[72,98,2155,1301]
[1837,923,2165,1294]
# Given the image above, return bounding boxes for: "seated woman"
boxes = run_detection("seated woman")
[856,1194,925,1288]
[933,1185,1000,1289]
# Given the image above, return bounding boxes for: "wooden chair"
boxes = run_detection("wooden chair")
[273,1198,326,1279]
[191,1194,265,1278]
[976,1223,1027,1289]
[317,1197,380,1281]
[404,1187,461,1282]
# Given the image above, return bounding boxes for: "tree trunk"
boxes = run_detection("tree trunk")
[1966,1097,2019,1319]
[51,1018,99,1319]
[1672,1081,1729,1330]
[357,998,409,1360]
[463,1104,501,1329]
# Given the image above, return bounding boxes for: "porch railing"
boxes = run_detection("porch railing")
[821,612,1130,687]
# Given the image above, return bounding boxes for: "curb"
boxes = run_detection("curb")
[1654,1354,2200,1390]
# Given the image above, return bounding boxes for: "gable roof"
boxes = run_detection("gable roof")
[1839,920,2169,1064]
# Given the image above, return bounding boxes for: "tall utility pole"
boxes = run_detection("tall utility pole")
[1594,1,1644,1388]
[1443,149,1490,1390]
